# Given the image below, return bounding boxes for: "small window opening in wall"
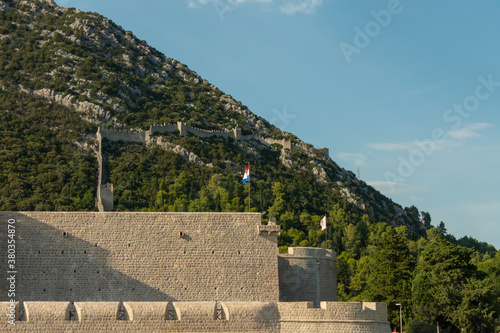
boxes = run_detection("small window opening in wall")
[43,289,46,292]
[84,251,87,254]
[38,251,41,254]
[98,288,101,291]
[61,251,64,254]
[184,287,187,290]
[69,302,77,321]
[118,303,127,321]
[215,302,224,320]
[18,302,26,321]
[183,250,186,254]
[179,231,184,238]
[95,243,98,247]
[237,250,241,255]
[128,243,131,247]
[97,270,99,274]
[167,303,177,321]
[62,231,67,237]
[212,250,215,254]
[74,270,76,273]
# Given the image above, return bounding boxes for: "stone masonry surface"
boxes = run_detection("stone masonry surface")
[0,212,279,302]
[1,301,390,332]
[278,247,337,304]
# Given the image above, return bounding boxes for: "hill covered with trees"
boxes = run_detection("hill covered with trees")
[0,0,499,331]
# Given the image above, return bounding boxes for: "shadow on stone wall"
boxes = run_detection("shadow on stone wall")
[0,213,171,302]
[278,259,317,303]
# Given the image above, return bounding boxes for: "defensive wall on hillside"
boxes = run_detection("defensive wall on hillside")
[95,122,329,212]
[0,212,391,332]
[98,121,330,158]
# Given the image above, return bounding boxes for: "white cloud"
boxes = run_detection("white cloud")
[367,140,458,152]
[399,81,444,99]
[410,195,424,204]
[186,0,323,14]
[188,0,271,6]
[447,122,492,139]
[366,181,428,195]
[279,0,323,14]
[337,152,367,167]
[367,142,416,152]
[367,123,492,152]
[464,201,500,215]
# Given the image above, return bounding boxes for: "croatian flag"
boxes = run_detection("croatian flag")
[242,165,250,184]
[320,215,327,231]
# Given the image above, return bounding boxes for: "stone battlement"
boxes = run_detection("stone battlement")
[3,301,278,322]
[279,302,391,333]
[2,301,388,332]
[278,247,337,304]
[95,122,329,211]
[284,247,336,258]
[98,121,329,157]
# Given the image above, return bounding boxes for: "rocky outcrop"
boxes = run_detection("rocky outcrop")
[151,137,212,167]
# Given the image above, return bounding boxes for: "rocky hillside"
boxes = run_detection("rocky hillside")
[0,0,429,244]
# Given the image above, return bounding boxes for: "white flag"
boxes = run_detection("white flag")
[320,215,327,231]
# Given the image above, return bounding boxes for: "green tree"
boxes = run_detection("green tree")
[412,234,499,332]
[269,182,286,220]
[362,227,415,329]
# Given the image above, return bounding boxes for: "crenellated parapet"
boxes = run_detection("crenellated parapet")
[1,301,282,332]
[279,302,391,333]
[278,247,337,304]
[98,127,146,143]
[94,122,330,212]
[258,223,281,236]
[1,301,390,332]
[96,121,330,158]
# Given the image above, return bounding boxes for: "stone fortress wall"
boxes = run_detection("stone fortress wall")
[1,301,390,333]
[99,121,330,158]
[95,121,330,212]
[0,212,280,302]
[0,212,391,332]
[278,247,337,305]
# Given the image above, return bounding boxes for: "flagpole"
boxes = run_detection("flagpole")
[324,215,327,249]
[325,220,327,249]
[248,164,251,212]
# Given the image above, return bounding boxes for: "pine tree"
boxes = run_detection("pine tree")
[362,227,415,329]
[412,233,499,332]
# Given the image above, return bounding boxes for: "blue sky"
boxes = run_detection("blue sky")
[57,0,500,249]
